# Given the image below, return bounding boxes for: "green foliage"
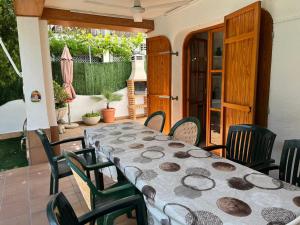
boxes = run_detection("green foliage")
[52,61,132,95]
[82,111,100,118]
[49,29,144,61]
[0,0,23,106]
[101,90,123,109]
[53,81,69,109]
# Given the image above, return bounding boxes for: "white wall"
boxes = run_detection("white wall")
[149,0,300,162]
[0,100,26,134]
[62,88,145,122]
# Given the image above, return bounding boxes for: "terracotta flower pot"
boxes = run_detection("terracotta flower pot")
[102,108,116,123]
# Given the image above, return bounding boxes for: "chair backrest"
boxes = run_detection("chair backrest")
[64,151,98,210]
[168,117,201,146]
[35,129,56,170]
[47,192,79,225]
[225,124,276,164]
[279,139,300,186]
[144,111,166,132]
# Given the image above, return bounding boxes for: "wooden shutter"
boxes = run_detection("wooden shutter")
[222,2,261,143]
[147,36,172,133]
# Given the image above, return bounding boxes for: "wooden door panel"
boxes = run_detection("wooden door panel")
[147,36,172,133]
[222,2,261,144]
[148,95,171,132]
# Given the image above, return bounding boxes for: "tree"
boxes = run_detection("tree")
[0,0,23,105]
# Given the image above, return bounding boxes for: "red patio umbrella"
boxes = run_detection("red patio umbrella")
[61,46,78,128]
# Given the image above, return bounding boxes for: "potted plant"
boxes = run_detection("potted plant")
[101,90,123,123]
[82,111,101,125]
[53,81,69,122]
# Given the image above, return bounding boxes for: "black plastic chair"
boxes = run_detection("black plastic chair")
[256,139,300,186]
[168,117,201,146]
[47,192,147,225]
[35,129,102,195]
[203,124,276,168]
[144,111,166,132]
[64,151,142,225]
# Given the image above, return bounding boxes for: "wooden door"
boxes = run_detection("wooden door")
[147,36,172,133]
[222,2,261,146]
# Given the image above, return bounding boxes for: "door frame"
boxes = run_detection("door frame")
[182,23,224,145]
[182,23,224,117]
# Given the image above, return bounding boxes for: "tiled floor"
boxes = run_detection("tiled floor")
[0,118,146,225]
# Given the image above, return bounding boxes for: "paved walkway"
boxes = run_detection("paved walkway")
[0,118,145,225]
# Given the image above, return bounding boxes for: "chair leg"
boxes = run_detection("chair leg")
[54,177,59,194]
[126,211,133,218]
[95,170,103,190]
[136,201,148,225]
[49,175,54,195]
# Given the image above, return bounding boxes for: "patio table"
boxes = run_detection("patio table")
[84,121,300,225]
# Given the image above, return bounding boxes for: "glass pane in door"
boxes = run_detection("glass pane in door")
[210,111,221,144]
[212,32,223,70]
[211,73,222,109]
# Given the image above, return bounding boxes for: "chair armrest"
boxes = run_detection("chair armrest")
[246,159,275,168]
[85,161,114,171]
[51,136,86,148]
[202,145,226,151]
[100,183,134,196]
[78,195,142,225]
[74,147,95,156]
[254,163,279,173]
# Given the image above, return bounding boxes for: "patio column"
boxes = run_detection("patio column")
[17,17,58,164]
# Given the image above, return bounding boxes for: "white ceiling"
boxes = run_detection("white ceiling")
[45,0,196,20]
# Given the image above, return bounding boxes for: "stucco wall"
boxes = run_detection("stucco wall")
[149,0,300,162]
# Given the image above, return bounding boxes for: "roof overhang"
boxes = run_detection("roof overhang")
[13,0,154,33]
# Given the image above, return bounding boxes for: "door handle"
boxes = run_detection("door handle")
[158,95,178,101]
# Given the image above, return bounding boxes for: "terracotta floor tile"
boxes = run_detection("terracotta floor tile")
[0,214,31,225]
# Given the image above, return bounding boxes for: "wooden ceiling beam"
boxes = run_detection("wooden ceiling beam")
[13,0,45,17]
[41,8,154,33]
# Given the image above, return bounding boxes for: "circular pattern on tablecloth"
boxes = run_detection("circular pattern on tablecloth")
[109,131,122,136]
[168,142,185,148]
[261,207,296,224]
[95,140,100,147]
[293,196,300,207]
[181,174,216,191]
[217,197,252,217]
[174,151,191,159]
[187,149,212,158]
[227,177,254,190]
[138,169,158,181]
[113,157,120,167]
[129,143,144,149]
[122,122,134,125]
[143,136,155,141]
[160,162,181,172]
[185,167,211,177]
[122,126,133,130]
[117,135,136,142]
[142,185,156,204]
[141,150,165,159]
[142,130,155,134]
[132,156,152,164]
[244,173,283,190]
[174,185,202,199]
[101,125,117,130]
[92,134,106,141]
[212,162,236,171]
[272,179,300,191]
[185,210,223,225]
[146,146,165,151]
[154,135,172,141]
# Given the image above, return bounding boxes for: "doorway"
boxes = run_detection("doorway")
[186,33,208,145]
[183,25,224,147]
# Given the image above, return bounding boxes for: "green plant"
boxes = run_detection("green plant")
[0,0,23,106]
[53,81,69,109]
[101,90,123,109]
[82,111,100,118]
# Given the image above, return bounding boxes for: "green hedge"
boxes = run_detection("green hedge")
[52,61,132,95]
